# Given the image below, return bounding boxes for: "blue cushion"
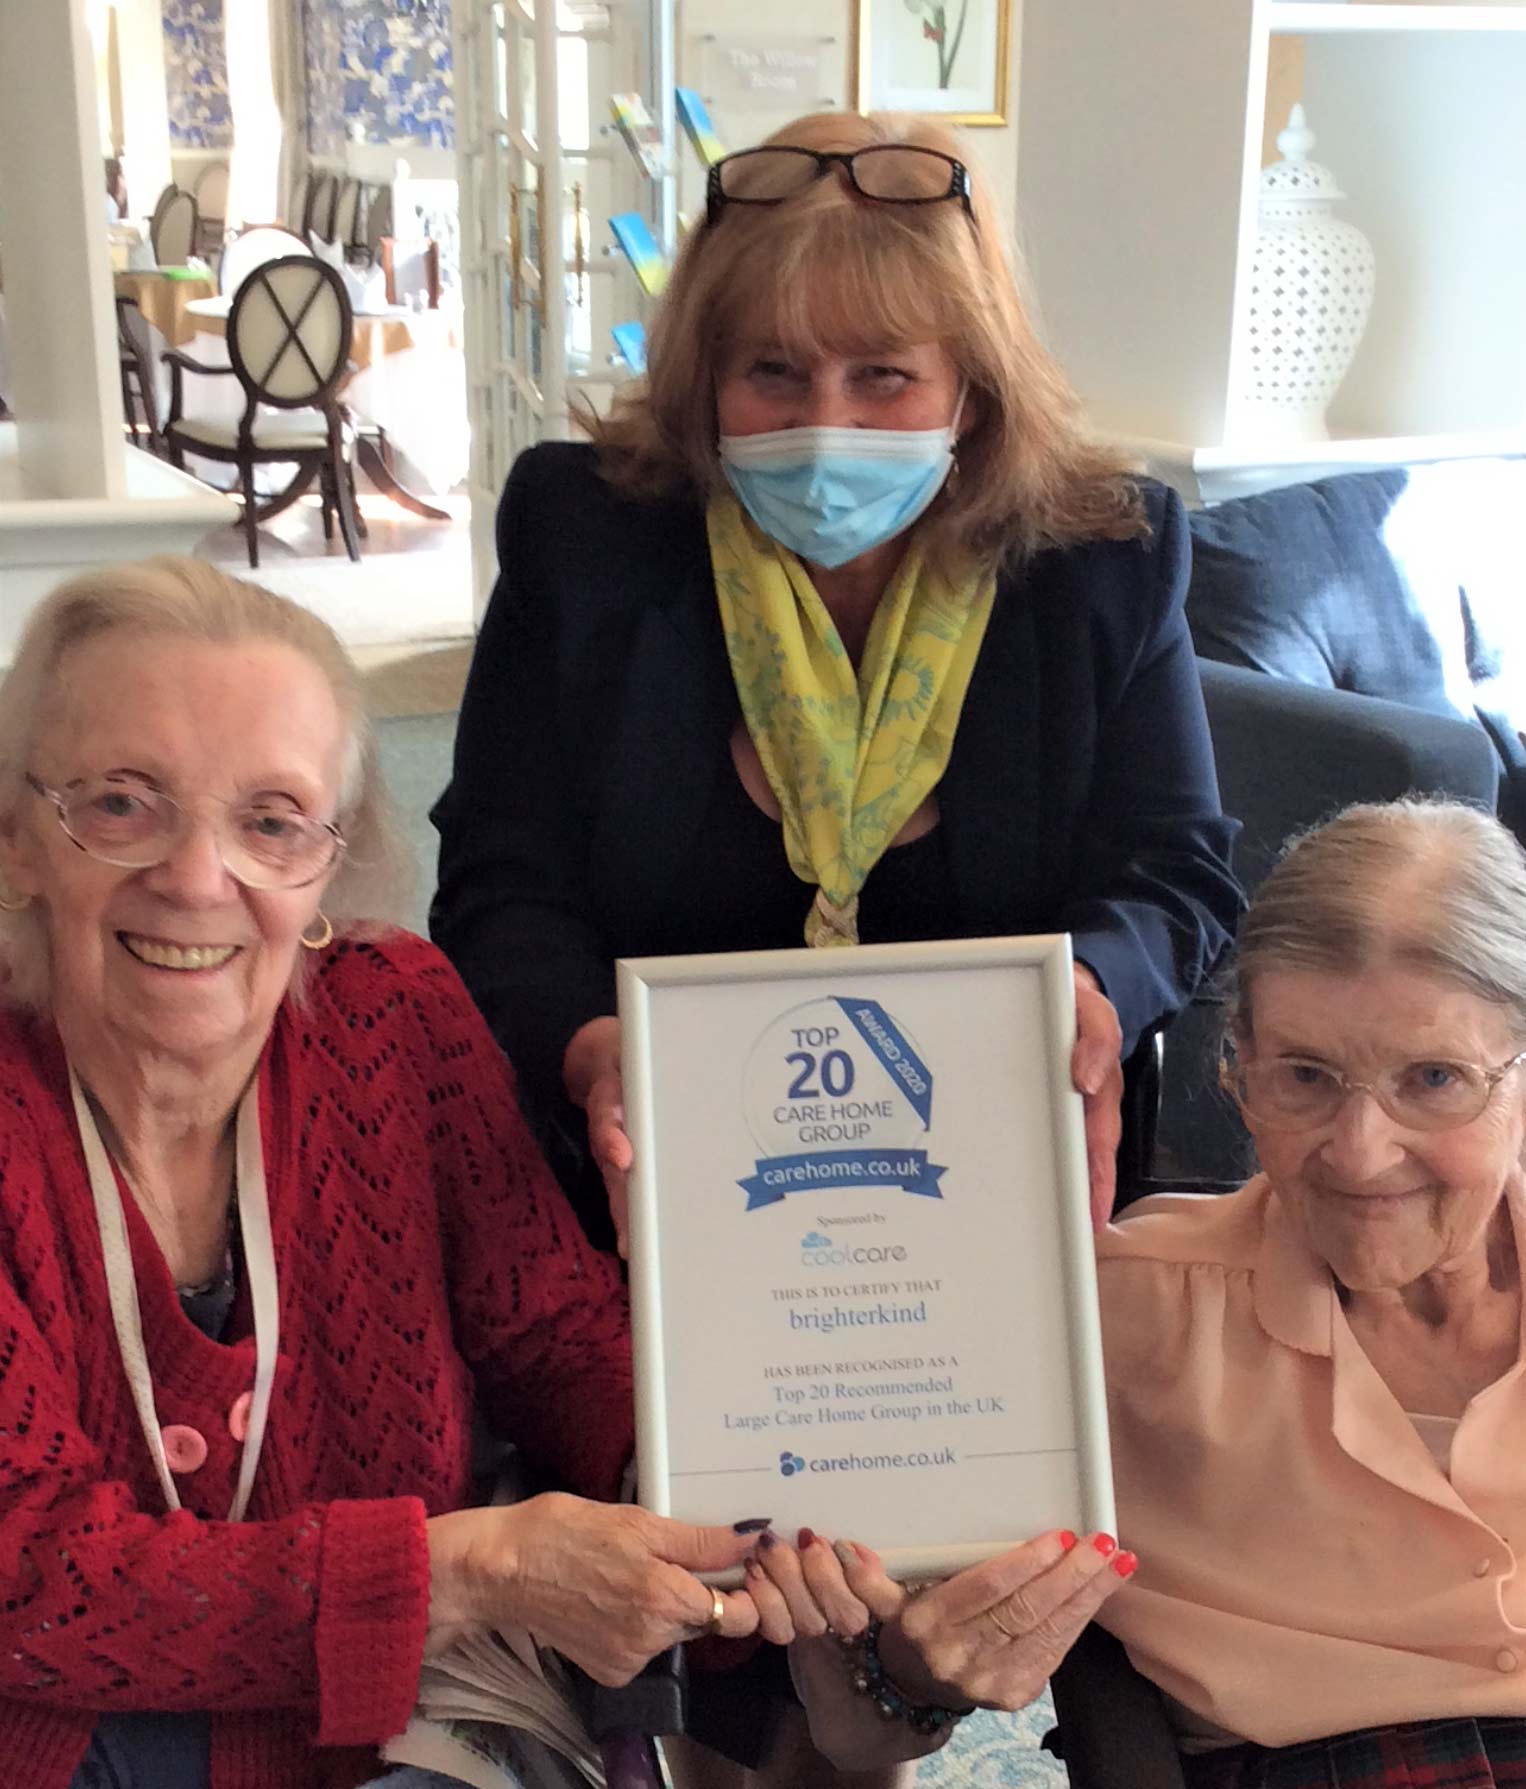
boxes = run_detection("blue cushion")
[1186,458,1526,830]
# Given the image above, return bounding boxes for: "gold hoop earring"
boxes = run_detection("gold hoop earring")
[300,912,334,951]
[0,887,31,913]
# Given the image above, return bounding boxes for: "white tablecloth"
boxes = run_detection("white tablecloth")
[183,297,469,496]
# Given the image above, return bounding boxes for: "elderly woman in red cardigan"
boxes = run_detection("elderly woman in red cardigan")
[0,559,766,1789]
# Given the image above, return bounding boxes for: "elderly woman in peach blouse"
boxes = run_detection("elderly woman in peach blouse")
[779,799,1526,1789]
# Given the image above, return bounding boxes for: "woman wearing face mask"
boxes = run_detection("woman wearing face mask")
[430,111,1241,1780]
[434,108,1240,1245]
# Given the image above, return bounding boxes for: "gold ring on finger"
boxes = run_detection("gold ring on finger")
[986,1604,1024,1642]
[704,1588,726,1635]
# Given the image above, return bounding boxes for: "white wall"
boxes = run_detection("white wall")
[344,141,458,183]
[171,147,228,190]
[674,0,1020,245]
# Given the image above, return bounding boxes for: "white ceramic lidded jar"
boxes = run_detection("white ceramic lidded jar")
[1229,104,1376,443]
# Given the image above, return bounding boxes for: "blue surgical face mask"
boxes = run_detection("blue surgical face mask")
[718,395,964,570]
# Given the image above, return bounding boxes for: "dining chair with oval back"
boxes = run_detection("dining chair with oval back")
[150,189,198,268]
[161,256,362,568]
[192,163,230,261]
[147,182,177,244]
[286,170,312,236]
[305,171,339,243]
[332,178,363,252]
[114,294,160,453]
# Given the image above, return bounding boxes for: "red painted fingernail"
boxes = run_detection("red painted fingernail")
[1091,1533,1118,1558]
[1112,1551,1138,1578]
[1058,1530,1078,1551]
[758,1530,777,1551]
[797,1527,817,1550]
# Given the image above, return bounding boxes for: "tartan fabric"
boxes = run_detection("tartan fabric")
[1183,1717,1526,1789]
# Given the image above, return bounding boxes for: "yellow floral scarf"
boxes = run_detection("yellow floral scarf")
[707,493,997,947]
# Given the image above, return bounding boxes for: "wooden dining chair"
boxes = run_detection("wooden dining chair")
[162,256,362,568]
[286,169,311,234]
[305,172,338,242]
[147,183,178,242]
[192,162,230,258]
[379,236,441,308]
[332,178,363,251]
[151,188,198,267]
[114,294,160,453]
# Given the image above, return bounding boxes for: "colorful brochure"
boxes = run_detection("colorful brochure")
[609,93,666,180]
[675,88,726,168]
[611,322,648,374]
[609,212,669,296]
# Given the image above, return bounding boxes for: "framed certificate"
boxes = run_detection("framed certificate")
[621,935,1115,1584]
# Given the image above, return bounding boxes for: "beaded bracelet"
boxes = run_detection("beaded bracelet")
[837,1617,970,1736]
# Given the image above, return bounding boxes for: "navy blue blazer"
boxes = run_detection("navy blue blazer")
[431,444,1241,1235]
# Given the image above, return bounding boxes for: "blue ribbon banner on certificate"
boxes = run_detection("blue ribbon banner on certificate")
[620,937,1115,1582]
[739,996,946,1206]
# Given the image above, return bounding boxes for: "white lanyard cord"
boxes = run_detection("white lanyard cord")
[70,1068,280,1523]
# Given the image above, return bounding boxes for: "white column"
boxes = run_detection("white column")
[0,0,125,499]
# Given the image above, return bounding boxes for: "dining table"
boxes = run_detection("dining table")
[113,269,217,348]
[181,294,468,516]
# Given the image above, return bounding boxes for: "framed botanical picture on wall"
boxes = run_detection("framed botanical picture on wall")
[853,0,1012,127]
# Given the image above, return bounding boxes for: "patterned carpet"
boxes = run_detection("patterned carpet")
[918,1701,1065,1786]
[373,711,451,935]
[373,709,1069,1787]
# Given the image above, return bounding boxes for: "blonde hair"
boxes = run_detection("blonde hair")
[0,557,414,1010]
[589,110,1145,567]
[1228,800,1526,1041]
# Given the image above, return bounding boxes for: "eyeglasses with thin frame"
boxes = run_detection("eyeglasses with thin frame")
[1219,1047,1526,1133]
[705,146,975,229]
[25,771,345,892]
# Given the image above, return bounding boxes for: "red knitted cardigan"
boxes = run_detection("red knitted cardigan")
[0,930,633,1789]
